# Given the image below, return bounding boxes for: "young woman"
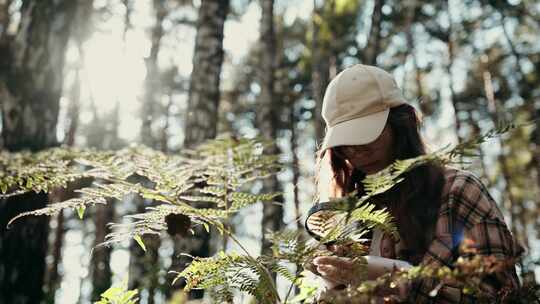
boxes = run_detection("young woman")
[309,64,524,303]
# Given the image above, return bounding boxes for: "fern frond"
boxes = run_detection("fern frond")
[94,279,139,304]
[267,230,307,265]
[7,195,107,227]
[349,203,397,237]
[178,195,225,205]
[174,251,280,304]
[196,186,227,197]
[307,194,398,247]
[269,262,297,283]
[229,192,280,210]
[176,251,243,290]
[102,203,227,247]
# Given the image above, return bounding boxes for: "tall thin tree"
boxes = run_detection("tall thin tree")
[362,0,384,65]
[140,0,166,147]
[0,1,77,303]
[131,3,167,300]
[170,0,230,299]
[0,0,11,40]
[257,0,284,257]
[182,0,230,146]
[311,0,330,145]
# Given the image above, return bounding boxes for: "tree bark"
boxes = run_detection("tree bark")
[0,1,77,303]
[90,203,115,301]
[362,0,384,65]
[311,0,330,147]
[160,94,173,153]
[64,69,81,146]
[170,0,230,299]
[480,55,529,272]
[0,1,75,150]
[44,74,80,299]
[140,0,166,147]
[183,0,230,147]
[257,0,284,257]
[0,0,11,39]
[128,201,161,304]
[443,2,462,143]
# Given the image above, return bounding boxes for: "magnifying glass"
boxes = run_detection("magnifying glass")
[304,201,373,245]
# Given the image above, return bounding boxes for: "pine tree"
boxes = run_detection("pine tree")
[0,1,77,303]
[173,0,231,299]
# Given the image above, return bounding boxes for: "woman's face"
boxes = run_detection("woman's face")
[332,124,395,175]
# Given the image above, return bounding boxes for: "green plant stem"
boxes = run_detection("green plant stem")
[225,228,281,302]
[283,269,301,304]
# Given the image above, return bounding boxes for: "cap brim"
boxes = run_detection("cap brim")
[321,109,389,150]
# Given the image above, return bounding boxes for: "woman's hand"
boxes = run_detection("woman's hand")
[312,253,413,283]
[312,255,368,286]
[313,255,413,300]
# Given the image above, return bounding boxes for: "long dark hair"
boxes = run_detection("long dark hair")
[315,104,446,265]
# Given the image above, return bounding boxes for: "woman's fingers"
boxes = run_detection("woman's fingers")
[317,264,345,284]
[326,243,351,256]
[314,256,355,285]
[313,256,354,270]
[313,255,369,286]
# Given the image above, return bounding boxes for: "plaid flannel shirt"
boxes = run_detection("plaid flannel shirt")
[378,167,525,303]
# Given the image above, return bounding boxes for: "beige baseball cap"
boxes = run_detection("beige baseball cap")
[320,64,406,150]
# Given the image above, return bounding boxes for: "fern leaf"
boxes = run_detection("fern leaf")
[76,205,86,219]
[7,196,107,227]
[133,235,147,252]
[229,192,280,210]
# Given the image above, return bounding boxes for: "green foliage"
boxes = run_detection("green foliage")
[313,195,398,247]
[267,230,307,265]
[5,137,281,247]
[0,147,94,197]
[94,279,138,304]
[315,253,526,304]
[5,123,533,303]
[172,251,280,304]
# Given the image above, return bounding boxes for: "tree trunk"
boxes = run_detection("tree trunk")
[257,0,284,257]
[362,0,384,65]
[402,0,433,116]
[128,201,161,304]
[160,94,173,153]
[487,9,537,282]
[0,1,75,150]
[0,0,11,39]
[170,0,230,299]
[44,72,81,299]
[64,69,81,146]
[90,203,115,301]
[141,0,166,147]
[443,2,462,143]
[45,2,92,299]
[91,99,119,299]
[311,0,330,145]
[44,209,64,301]
[496,9,540,266]
[183,0,229,146]
[290,105,301,232]
[0,1,77,303]
[480,55,529,274]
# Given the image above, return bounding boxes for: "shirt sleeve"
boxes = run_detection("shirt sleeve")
[407,171,525,304]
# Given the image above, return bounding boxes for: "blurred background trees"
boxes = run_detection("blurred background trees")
[0,0,538,303]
